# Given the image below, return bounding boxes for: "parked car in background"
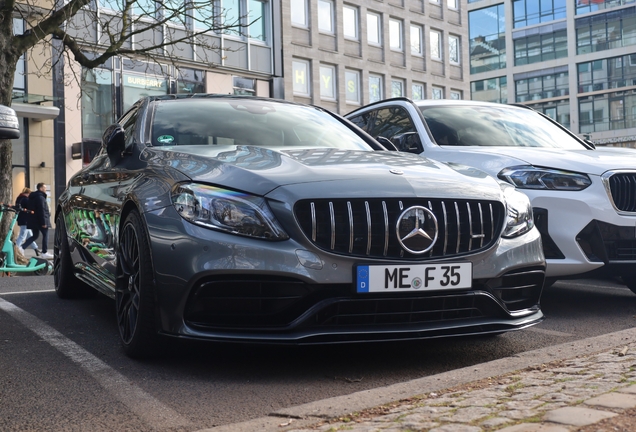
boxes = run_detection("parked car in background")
[346,98,636,291]
[55,95,545,358]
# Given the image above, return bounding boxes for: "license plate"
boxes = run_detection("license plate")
[356,263,472,293]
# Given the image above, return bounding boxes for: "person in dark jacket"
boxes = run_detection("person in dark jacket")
[21,183,52,259]
[14,187,40,256]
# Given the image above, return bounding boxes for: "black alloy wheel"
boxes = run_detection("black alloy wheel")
[53,213,93,298]
[115,210,160,358]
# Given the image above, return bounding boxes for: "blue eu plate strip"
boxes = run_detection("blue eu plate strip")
[356,266,369,293]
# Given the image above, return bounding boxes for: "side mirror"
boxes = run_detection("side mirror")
[391,132,423,154]
[103,124,126,166]
[376,136,399,151]
[0,105,20,140]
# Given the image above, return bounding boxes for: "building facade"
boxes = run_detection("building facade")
[468,0,636,147]
[282,0,469,114]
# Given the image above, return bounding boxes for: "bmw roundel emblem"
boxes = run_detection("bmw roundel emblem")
[396,206,438,254]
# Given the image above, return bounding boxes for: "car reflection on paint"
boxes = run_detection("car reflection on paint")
[54,95,546,358]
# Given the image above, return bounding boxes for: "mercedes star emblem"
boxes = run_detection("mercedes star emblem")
[396,206,438,254]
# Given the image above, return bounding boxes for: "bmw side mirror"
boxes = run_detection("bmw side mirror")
[0,105,20,140]
[376,136,399,151]
[103,124,126,166]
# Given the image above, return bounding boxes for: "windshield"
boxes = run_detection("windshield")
[417,105,586,150]
[151,98,372,151]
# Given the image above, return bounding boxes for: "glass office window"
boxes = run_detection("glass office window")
[527,100,570,128]
[516,71,569,102]
[320,65,337,100]
[430,30,441,60]
[579,93,636,133]
[471,76,507,103]
[248,0,266,41]
[343,5,358,39]
[411,25,423,55]
[292,59,311,97]
[318,0,334,33]
[449,35,460,64]
[369,74,383,102]
[514,29,567,65]
[367,12,381,45]
[389,19,403,51]
[448,0,458,10]
[432,86,443,99]
[576,8,636,54]
[577,0,636,16]
[391,79,404,97]
[513,0,566,28]
[578,54,636,93]
[345,69,361,103]
[469,4,506,73]
[412,83,425,100]
[291,0,307,26]
[450,90,461,100]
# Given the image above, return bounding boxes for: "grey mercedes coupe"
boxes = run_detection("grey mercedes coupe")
[54,95,545,358]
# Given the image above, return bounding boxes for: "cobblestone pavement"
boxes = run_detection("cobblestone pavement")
[285,343,636,432]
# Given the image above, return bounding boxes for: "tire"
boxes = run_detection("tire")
[53,213,94,298]
[115,210,161,359]
[621,275,636,295]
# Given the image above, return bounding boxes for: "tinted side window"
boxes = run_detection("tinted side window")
[348,111,374,132]
[119,108,139,148]
[371,107,416,140]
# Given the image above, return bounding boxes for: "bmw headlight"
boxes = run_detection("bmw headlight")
[498,166,591,191]
[501,184,534,238]
[171,183,289,240]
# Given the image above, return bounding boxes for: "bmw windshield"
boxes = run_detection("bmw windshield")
[417,104,586,150]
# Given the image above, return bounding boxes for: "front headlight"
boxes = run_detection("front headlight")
[171,183,289,240]
[498,166,591,191]
[501,184,534,238]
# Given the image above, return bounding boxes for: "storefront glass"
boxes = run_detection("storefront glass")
[123,74,168,111]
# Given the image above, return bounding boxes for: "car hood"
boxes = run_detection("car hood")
[435,146,636,176]
[148,145,504,200]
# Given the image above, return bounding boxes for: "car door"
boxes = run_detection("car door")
[65,105,144,292]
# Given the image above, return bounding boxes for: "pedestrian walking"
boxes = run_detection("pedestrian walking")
[14,187,40,256]
[21,183,52,259]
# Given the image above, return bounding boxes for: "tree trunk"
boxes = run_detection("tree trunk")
[0,30,22,246]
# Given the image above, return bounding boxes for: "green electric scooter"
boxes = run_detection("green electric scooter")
[0,203,52,276]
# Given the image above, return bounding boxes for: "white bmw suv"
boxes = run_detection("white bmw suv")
[347,98,636,292]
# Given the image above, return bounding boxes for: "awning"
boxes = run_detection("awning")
[11,102,60,121]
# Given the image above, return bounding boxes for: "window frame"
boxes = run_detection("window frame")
[318,0,335,34]
[319,64,337,101]
[345,69,361,104]
[449,34,460,65]
[343,4,359,40]
[292,59,311,97]
[367,12,382,46]
[290,0,308,27]
[369,74,384,103]
[389,18,403,52]
[430,29,442,61]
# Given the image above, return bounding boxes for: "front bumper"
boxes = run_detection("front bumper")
[144,207,545,343]
[527,179,636,278]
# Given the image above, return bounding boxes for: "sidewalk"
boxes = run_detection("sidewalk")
[203,327,636,432]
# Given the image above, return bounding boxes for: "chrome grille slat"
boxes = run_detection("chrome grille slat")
[365,201,372,255]
[294,198,504,260]
[382,201,389,256]
[329,202,335,250]
[478,203,484,248]
[311,202,316,242]
[454,202,461,254]
[442,201,448,255]
[467,202,473,250]
[347,201,354,253]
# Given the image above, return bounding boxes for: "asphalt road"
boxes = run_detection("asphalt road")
[0,275,635,431]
